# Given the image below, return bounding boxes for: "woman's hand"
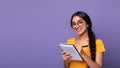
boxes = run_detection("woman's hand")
[75,45,85,56]
[61,51,72,61]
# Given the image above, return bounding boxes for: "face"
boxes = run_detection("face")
[71,16,88,35]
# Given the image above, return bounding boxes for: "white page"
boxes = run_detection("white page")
[59,43,83,61]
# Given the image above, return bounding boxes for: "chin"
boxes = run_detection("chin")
[76,32,83,35]
[76,30,86,35]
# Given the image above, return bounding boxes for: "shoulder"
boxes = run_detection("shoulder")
[67,38,76,44]
[95,38,106,52]
[96,38,103,42]
[96,39,104,44]
[67,38,76,41]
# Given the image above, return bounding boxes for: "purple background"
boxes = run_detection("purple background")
[0,0,120,68]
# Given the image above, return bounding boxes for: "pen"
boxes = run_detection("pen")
[82,45,88,48]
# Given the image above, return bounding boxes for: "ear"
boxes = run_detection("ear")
[87,25,89,27]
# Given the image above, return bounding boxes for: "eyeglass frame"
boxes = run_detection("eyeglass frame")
[71,19,84,28]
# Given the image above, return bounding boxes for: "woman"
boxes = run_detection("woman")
[61,11,106,68]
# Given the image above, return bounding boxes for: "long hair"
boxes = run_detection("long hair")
[70,11,96,61]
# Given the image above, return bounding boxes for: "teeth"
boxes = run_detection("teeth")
[77,27,82,32]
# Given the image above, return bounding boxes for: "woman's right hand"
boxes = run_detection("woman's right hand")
[61,51,72,61]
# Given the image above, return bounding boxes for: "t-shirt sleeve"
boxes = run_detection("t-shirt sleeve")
[96,39,106,53]
[67,38,70,44]
[66,38,75,44]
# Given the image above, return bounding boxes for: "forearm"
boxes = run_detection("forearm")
[64,60,70,68]
[81,53,102,68]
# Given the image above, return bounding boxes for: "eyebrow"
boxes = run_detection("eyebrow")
[72,19,83,23]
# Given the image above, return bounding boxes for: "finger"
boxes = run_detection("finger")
[64,56,72,60]
[62,51,71,56]
[63,57,70,60]
[61,51,66,54]
[62,54,71,58]
[63,54,71,57]
[62,54,72,60]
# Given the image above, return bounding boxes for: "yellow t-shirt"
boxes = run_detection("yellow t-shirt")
[67,38,106,68]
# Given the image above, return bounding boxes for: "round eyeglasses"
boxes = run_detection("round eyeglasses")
[72,19,83,28]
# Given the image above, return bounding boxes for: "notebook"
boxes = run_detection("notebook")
[59,43,83,61]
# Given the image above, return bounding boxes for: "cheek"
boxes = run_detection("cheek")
[83,24,88,29]
[72,27,76,30]
[81,25,88,32]
[83,26,87,31]
[73,28,77,32]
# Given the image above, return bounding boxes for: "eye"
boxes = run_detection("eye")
[72,22,76,26]
[77,20,83,26]
[78,20,83,24]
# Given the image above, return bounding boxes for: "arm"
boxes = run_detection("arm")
[81,39,105,68]
[81,51,104,68]
[61,51,71,68]
[64,60,70,68]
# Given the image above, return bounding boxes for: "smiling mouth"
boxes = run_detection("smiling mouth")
[75,27,82,32]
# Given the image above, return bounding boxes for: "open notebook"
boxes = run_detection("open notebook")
[59,43,83,61]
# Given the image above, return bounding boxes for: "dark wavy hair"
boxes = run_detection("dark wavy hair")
[70,11,96,62]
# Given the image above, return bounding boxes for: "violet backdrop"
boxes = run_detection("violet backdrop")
[0,0,120,68]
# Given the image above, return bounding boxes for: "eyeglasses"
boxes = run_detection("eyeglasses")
[72,19,83,27]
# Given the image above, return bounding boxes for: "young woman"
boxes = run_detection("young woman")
[61,11,106,68]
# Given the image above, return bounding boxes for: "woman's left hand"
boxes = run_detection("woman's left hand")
[75,45,84,56]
